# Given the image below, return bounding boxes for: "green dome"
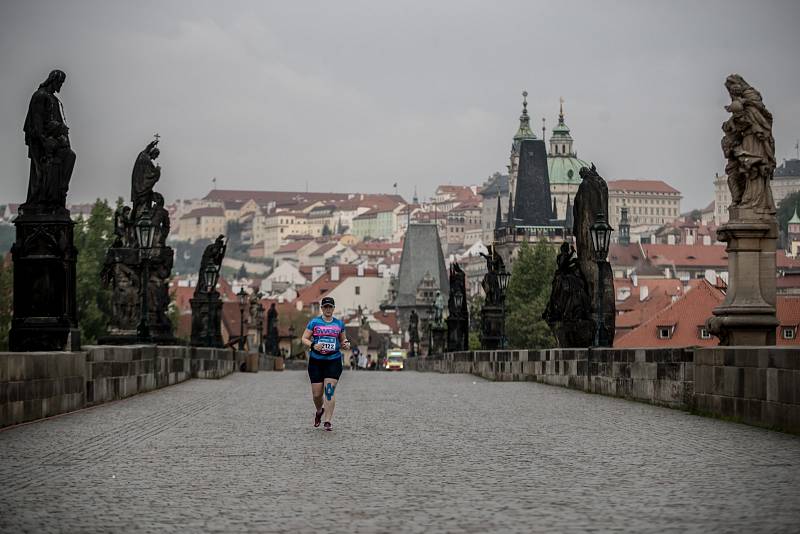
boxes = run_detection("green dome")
[548,155,590,185]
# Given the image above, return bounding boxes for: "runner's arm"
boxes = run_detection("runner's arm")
[302,328,322,351]
[339,329,351,351]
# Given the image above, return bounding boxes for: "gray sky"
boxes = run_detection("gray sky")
[1,0,798,210]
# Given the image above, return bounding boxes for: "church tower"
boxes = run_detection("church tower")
[509,91,537,205]
[619,205,631,246]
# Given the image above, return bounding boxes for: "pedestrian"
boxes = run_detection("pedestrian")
[301,297,350,431]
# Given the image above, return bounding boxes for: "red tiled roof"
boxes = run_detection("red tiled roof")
[372,311,399,333]
[608,243,643,267]
[777,250,800,269]
[777,296,800,346]
[607,180,681,194]
[777,275,800,289]
[615,279,724,348]
[309,243,338,257]
[275,240,315,254]
[642,244,728,268]
[180,207,225,219]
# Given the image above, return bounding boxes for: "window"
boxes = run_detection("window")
[783,328,795,340]
[658,327,672,339]
[355,286,361,295]
[699,327,711,340]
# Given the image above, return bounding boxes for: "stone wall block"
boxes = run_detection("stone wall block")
[743,367,766,400]
[683,363,694,383]
[733,348,759,368]
[631,362,657,380]
[766,368,779,403]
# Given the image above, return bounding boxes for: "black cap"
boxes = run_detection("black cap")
[320,297,335,307]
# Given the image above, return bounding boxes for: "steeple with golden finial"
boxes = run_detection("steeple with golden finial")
[513,90,537,150]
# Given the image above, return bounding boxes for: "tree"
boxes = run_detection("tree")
[74,199,114,344]
[777,191,800,239]
[0,253,12,350]
[321,223,332,236]
[505,241,557,350]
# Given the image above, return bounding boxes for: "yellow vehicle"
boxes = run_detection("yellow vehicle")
[384,355,405,371]
[387,348,407,359]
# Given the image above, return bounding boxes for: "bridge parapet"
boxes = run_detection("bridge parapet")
[409,347,800,433]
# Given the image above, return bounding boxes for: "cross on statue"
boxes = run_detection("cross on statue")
[153,133,160,142]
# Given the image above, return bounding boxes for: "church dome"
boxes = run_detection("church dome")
[548,155,590,185]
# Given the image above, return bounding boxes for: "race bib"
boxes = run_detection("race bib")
[317,336,338,353]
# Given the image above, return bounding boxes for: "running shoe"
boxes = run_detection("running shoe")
[314,408,324,427]
[323,422,332,432]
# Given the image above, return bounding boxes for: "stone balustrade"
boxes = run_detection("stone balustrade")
[1,345,252,428]
[409,346,799,433]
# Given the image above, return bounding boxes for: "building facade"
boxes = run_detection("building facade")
[608,180,682,241]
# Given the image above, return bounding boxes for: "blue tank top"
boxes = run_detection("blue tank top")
[306,316,345,360]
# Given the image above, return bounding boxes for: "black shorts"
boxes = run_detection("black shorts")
[307,356,343,383]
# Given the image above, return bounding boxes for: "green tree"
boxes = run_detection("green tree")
[0,253,12,350]
[321,223,332,236]
[777,191,800,237]
[74,199,114,344]
[505,241,557,350]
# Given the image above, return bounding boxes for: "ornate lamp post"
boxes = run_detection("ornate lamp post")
[590,212,613,347]
[135,212,155,341]
[237,287,248,351]
[204,263,219,293]
[497,268,511,348]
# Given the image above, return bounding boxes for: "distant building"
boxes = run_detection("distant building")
[395,223,448,338]
[446,202,481,253]
[177,206,226,242]
[546,101,591,222]
[772,158,800,207]
[478,173,508,244]
[608,180,682,241]
[713,172,731,226]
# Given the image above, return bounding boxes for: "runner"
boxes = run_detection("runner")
[301,296,350,431]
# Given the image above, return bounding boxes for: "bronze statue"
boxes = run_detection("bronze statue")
[131,139,161,219]
[542,243,593,348]
[722,74,776,217]
[22,69,76,213]
[433,290,445,324]
[112,205,132,248]
[408,309,420,355]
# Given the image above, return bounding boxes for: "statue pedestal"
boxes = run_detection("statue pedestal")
[707,216,778,345]
[429,325,447,355]
[9,212,80,351]
[446,316,468,352]
[480,304,504,350]
[190,292,224,348]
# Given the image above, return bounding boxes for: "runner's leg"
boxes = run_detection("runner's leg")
[322,378,338,423]
[311,383,323,411]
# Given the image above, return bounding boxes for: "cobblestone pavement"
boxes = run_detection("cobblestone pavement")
[1,371,799,533]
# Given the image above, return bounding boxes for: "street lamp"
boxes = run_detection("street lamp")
[204,263,219,293]
[136,212,155,341]
[590,212,613,347]
[237,287,248,351]
[497,269,511,348]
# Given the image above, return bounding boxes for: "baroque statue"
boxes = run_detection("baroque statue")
[408,309,420,356]
[446,262,469,352]
[131,139,161,220]
[22,69,76,214]
[196,235,226,294]
[542,242,593,347]
[266,302,279,356]
[479,245,506,306]
[572,163,615,347]
[721,74,776,218]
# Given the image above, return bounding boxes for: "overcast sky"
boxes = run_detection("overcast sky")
[1,0,798,210]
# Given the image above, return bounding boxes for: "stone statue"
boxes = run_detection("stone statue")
[722,74,776,217]
[433,290,445,324]
[196,235,226,294]
[21,69,76,214]
[131,139,161,220]
[150,193,170,248]
[573,163,615,346]
[408,309,420,355]
[543,242,593,347]
[479,245,506,306]
[446,262,469,352]
[266,302,279,355]
[112,205,132,248]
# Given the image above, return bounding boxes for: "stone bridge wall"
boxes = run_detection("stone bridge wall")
[409,347,799,433]
[1,345,251,428]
